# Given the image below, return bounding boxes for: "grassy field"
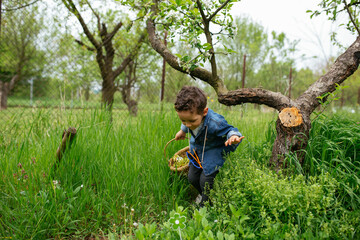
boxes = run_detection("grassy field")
[0,104,359,239]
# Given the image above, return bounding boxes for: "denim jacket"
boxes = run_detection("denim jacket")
[181,108,242,175]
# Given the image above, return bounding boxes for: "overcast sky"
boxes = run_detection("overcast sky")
[230,0,357,69]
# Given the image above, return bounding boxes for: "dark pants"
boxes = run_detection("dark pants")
[188,163,219,206]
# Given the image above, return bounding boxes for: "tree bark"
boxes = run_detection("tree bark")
[0,75,19,110]
[120,61,138,116]
[218,88,297,111]
[0,81,8,110]
[271,108,310,169]
[296,37,360,113]
[101,74,116,108]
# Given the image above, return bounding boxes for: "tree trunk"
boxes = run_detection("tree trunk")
[270,108,310,169]
[101,75,116,109]
[126,99,138,116]
[120,61,138,116]
[0,81,9,110]
[101,85,115,108]
[84,85,90,101]
[0,74,19,110]
[120,88,138,117]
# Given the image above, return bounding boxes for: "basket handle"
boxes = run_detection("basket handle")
[163,137,189,160]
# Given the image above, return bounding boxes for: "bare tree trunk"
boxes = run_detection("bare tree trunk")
[101,75,116,109]
[120,61,138,116]
[84,85,90,101]
[270,108,310,169]
[121,86,138,116]
[0,74,16,110]
[0,81,8,110]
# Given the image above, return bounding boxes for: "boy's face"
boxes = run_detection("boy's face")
[177,108,208,130]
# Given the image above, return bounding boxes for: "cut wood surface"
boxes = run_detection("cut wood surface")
[279,107,303,127]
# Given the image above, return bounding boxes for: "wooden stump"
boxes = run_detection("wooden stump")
[271,107,309,170]
[55,127,77,169]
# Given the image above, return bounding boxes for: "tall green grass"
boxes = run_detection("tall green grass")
[303,113,360,210]
[3,105,358,239]
[0,105,275,239]
[133,111,360,240]
[0,109,183,238]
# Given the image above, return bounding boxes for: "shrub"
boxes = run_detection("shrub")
[134,157,359,239]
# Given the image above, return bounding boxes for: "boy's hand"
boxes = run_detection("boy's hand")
[175,130,186,140]
[225,135,245,146]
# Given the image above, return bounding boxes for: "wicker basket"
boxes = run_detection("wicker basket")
[164,138,190,175]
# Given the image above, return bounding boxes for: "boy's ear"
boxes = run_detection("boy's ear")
[203,107,209,116]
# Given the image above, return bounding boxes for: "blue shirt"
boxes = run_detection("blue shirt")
[181,108,242,175]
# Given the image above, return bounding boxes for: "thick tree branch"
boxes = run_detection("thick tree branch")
[218,88,297,111]
[296,36,360,113]
[102,21,123,47]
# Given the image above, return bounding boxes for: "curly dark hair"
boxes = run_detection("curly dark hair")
[174,86,207,114]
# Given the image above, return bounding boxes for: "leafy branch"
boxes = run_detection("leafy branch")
[312,83,349,121]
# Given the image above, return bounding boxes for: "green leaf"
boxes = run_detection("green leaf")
[239,215,250,223]
[203,43,212,51]
[217,231,224,240]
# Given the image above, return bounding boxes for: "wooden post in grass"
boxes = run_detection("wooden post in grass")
[55,127,77,167]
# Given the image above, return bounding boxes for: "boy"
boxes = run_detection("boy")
[174,86,243,206]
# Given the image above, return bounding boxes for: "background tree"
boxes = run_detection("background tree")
[255,32,298,95]
[0,2,46,110]
[217,16,270,90]
[61,0,146,112]
[136,0,360,169]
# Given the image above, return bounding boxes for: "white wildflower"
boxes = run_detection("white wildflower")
[53,180,61,189]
